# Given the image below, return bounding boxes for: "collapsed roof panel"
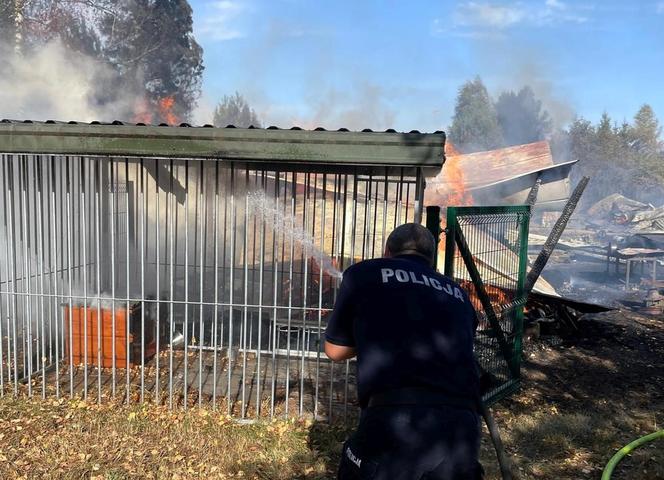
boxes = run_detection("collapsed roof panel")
[434,140,554,189]
[587,193,650,218]
[424,140,577,210]
[468,160,577,209]
[588,193,664,232]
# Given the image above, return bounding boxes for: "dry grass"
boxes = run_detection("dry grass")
[0,395,347,479]
[479,404,664,479]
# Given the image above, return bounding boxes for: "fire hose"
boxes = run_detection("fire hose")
[601,430,664,479]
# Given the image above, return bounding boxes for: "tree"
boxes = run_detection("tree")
[99,0,204,123]
[565,111,664,206]
[449,76,503,153]
[630,104,661,154]
[617,119,632,146]
[566,116,595,162]
[213,92,262,128]
[595,112,620,160]
[566,116,609,205]
[495,86,552,146]
[0,1,16,72]
[3,0,105,53]
[0,1,16,47]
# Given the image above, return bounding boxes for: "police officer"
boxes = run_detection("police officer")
[325,223,483,480]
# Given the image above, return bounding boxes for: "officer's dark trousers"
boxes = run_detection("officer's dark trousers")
[337,405,482,480]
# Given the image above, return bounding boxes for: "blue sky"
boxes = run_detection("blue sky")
[189,0,664,133]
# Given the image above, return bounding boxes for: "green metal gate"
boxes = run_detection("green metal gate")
[428,205,531,406]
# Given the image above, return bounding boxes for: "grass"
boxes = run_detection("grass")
[0,387,662,479]
[479,403,664,480]
[0,395,349,479]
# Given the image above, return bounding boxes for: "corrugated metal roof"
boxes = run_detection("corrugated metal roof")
[0,120,445,173]
[0,118,432,134]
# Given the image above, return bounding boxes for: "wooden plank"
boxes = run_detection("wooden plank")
[64,306,128,337]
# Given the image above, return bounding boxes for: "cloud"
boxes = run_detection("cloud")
[431,18,502,39]
[196,1,247,41]
[537,0,589,25]
[545,0,566,9]
[440,1,589,36]
[454,2,526,29]
[657,2,664,14]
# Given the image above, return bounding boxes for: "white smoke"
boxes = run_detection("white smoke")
[0,40,135,122]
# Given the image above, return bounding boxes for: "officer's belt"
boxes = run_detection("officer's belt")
[367,387,476,412]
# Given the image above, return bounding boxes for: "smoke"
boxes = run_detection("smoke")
[469,36,576,131]
[258,80,396,131]
[0,40,137,122]
[507,61,575,130]
[215,15,397,131]
[191,93,216,126]
[305,82,396,131]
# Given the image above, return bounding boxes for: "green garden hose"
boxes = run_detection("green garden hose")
[601,430,664,480]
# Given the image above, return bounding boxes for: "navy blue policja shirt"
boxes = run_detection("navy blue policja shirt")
[325,254,480,409]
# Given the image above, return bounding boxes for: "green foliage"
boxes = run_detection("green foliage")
[213,92,262,128]
[495,86,552,147]
[563,106,664,205]
[451,78,553,150]
[631,104,662,154]
[567,116,595,161]
[595,112,621,160]
[450,76,503,153]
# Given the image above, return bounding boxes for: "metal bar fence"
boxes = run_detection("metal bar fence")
[0,154,423,421]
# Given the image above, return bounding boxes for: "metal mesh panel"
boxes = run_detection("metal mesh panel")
[443,206,531,406]
[0,154,425,421]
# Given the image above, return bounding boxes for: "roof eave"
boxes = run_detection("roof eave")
[0,123,446,174]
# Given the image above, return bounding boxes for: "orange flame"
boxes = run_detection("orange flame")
[441,156,474,206]
[432,142,474,270]
[158,96,179,125]
[441,142,473,206]
[445,141,462,156]
[132,96,179,125]
[459,279,512,327]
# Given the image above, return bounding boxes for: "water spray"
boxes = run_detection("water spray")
[247,189,343,280]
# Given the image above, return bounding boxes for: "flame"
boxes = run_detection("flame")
[158,96,179,125]
[445,141,462,156]
[132,96,179,125]
[432,142,474,271]
[459,279,512,327]
[441,155,473,206]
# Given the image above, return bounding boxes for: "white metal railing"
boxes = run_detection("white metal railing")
[0,154,423,422]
